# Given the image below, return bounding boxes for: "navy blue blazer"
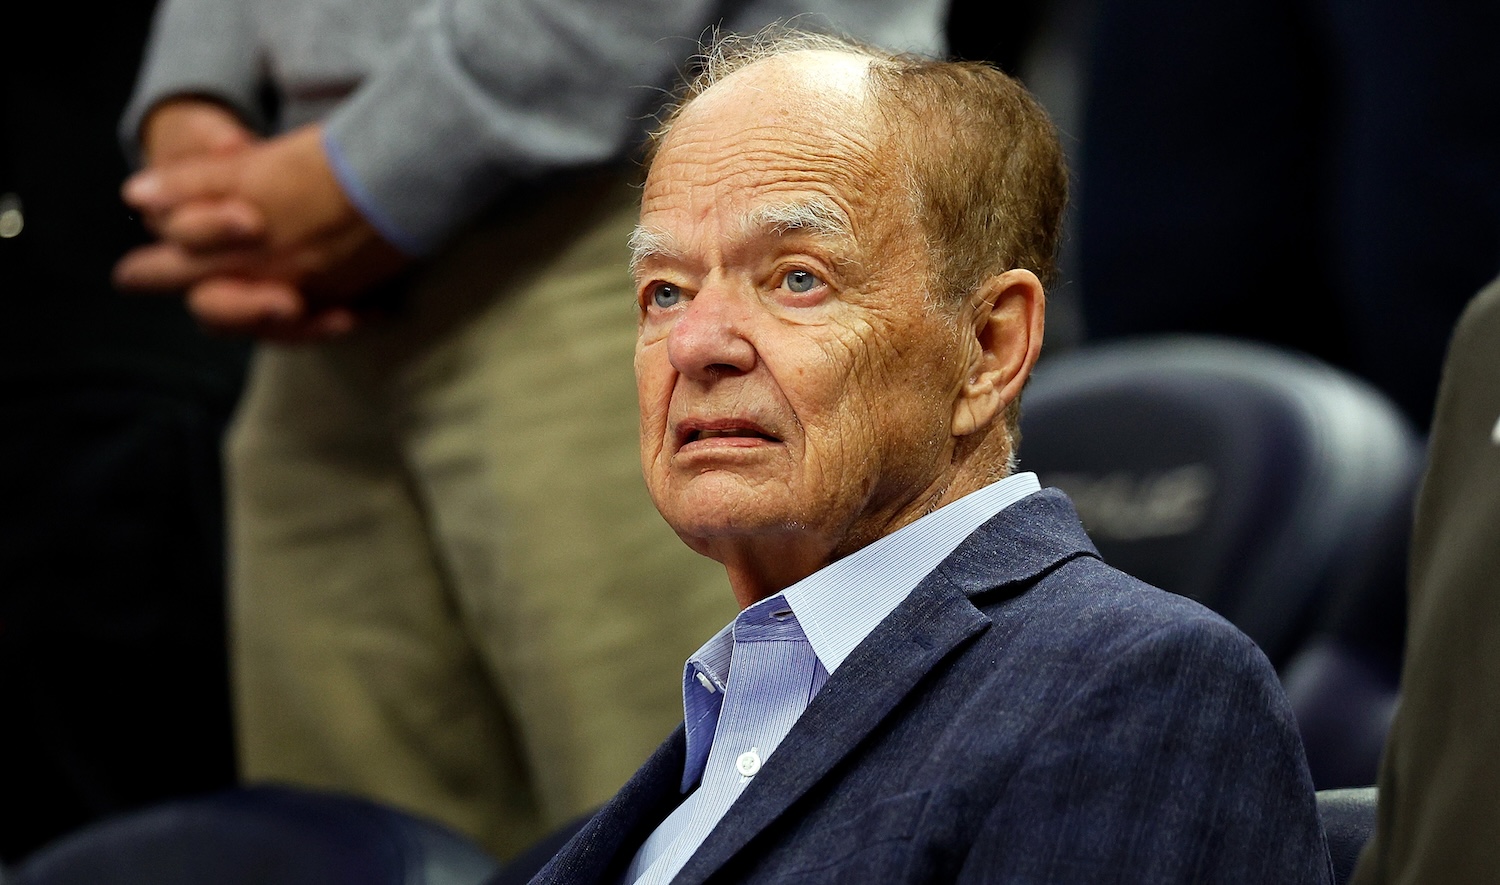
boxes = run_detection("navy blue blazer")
[532,490,1333,883]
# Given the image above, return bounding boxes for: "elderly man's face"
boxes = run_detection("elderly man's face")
[632,53,979,603]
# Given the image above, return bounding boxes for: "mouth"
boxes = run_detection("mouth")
[676,419,781,449]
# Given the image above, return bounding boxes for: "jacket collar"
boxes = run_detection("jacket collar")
[530,727,688,884]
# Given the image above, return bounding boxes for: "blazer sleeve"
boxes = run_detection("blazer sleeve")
[958,615,1334,884]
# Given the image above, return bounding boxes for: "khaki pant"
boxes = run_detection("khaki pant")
[224,174,735,858]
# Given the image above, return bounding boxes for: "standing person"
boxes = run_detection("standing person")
[1353,277,1500,884]
[118,0,945,859]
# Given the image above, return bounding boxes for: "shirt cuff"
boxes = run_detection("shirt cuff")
[321,126,425,257]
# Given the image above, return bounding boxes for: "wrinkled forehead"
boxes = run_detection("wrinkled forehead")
[640,50,901,242]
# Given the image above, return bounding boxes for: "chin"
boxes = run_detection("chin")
[658,490,801,547]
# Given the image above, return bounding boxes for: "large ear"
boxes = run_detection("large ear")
[951,269,1045,437]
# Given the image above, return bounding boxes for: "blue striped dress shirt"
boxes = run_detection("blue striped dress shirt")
[624,473,1043,884]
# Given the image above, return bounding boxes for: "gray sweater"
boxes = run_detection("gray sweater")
[123,0,944,255]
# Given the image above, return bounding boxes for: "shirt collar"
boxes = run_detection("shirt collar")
[782,471,1041,674]
[677,472,1041,791]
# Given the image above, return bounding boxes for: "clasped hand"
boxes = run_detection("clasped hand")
[116,100,407,342]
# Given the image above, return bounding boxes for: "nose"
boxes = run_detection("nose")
[667,282,757,381]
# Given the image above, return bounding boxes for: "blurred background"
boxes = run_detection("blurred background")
[4,0,1497,867]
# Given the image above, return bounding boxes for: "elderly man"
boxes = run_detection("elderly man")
[529,31,1332,885]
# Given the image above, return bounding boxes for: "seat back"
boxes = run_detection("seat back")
[1317,787,1379,884]
[14,787,499,885]
[1281,637,1401,788]
[1019,335,1421,669]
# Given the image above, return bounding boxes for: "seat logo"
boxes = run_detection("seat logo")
[1045,463,1215,540]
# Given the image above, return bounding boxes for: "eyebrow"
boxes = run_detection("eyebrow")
[741,199,853,242]
[627,225,681,276]
[628,198,854,276]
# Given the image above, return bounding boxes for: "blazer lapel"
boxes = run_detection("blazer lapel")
[671,577,989,884]
[532,728,688,884]
[935,488,1101,600]
[670,488,1100,884]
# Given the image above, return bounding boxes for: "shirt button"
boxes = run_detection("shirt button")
[736,749,762,777]
[695,671,717,694]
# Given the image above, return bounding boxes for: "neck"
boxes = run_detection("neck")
[706,454,1013,609]
[713,536,831,608]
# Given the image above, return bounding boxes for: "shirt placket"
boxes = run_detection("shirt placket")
[639,608,819,884]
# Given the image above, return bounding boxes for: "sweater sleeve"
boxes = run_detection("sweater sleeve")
[118,0,267,163]
[321,0,944,255]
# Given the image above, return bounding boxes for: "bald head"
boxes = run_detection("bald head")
[680,47,875,120]
[635,46,908,292]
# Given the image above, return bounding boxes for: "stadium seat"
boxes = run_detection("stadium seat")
[13,786,498,885]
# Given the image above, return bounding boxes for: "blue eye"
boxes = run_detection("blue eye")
[784,269,822,293]
[650,283,684,309]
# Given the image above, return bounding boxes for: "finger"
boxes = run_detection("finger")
[142,98,259,166]
[256,307,361,344]
[122,155,241,214]
[114,242,261,292]
[114,242,214,291]
[152,135,251,166]
[161,199,265,249]
[187,278,307,334]
[150,121,256,166]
